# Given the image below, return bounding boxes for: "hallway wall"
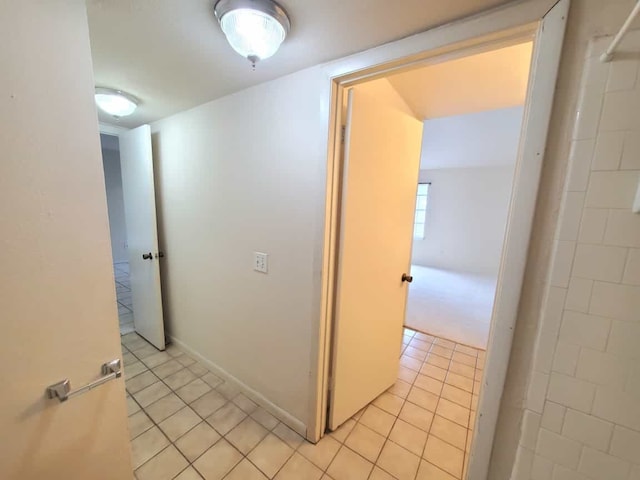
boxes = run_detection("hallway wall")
[100,135,128,263]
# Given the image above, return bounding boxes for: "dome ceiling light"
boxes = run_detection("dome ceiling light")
[214,0,291,68]
[94,87,139,118]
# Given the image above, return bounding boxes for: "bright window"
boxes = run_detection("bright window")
[413,183,430,239]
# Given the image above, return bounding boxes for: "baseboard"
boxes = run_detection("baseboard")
[167,334,307,438]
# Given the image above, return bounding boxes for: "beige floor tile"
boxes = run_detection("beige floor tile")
[326,446,373,480]
[122,334,147,350]
[216,380,241,399]
[329,419,356,443]
[146,393,186,423]
[409,338,431,351]
[436,398,470,428]
[448,361,475,379]
[126,370,158,394]
[425,353,451,370]
[369,467,395,480]
[372,392,404,416]
[125,361,149,378]
[248,433,294,478]
[175,422,221,462]
[133,381,171,408]
[272,422,304,449]
[399,402,434,432]
[344,423,385,462]
[190,390,227,418]
[400,355,423,372]
[122,351,137,366]
[206,402,247,435]
[420,363,447,382]
[430,415,467,450]
[414,332,435,342]
[387,380,411,399]
[193,439,242,480]
[176,354,197,367]
[434,338,456,349]
[423,436,464,478]
[398,366,418,383]
[275,452,323,480]
[451,351,476,367]
[298,435,341,470]
[153,359,183,379]
[440,384,472,409]
[233,393,258,414]
[159,406,201,441]
[131,426,170,469]
[416,460,457,480]
[445,372,473,393]
[225,459,268,480]
[174,466,204,480]
[359,405,395,437]
[389,419,428,456]
[201,372,223,389]
[127,395,141,416]
[407,386,439,412]
[128,410,154,439]
[135,445,188,480]
[404,346,427,361]
[176,378,212,404]
[455,344,479,357]
[189,362,210,377]
[164,344,183,357]
[143,351,172,368]
[251,407,279,430]
[165,368,197,390]
[131,344,158,359]
[226,417,268,454]
[414,374,444,396]
[376,440,420,480]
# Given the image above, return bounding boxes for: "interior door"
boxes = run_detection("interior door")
[328,87,424,429]
[119,125,166,350]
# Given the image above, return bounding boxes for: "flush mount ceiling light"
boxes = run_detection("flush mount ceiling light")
[214,0,290,67]
[94,87,139,118]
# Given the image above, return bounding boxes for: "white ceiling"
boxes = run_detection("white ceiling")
[87,0,512,128]
[388,42,533,120]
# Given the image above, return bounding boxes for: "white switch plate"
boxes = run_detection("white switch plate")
[254,252,268,273]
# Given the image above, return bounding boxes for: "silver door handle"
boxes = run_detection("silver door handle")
[46,359,122,403]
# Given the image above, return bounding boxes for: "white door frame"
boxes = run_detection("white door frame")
[309,1,568,479]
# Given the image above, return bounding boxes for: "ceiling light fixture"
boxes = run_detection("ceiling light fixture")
[214,0,290,68]
[94,87,139,118]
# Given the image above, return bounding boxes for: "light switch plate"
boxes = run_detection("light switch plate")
[254,252,268,273]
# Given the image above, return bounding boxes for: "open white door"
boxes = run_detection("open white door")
[119,125,166,350]
[328,86,423,429]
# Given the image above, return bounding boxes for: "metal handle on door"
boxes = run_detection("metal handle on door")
[46,359,122,403]
[402,273,413,283]
[142,252,153,260]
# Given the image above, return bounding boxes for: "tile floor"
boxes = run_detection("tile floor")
[122,327,484,480]
[114,262,135,334]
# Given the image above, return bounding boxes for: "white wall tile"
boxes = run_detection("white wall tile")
[552,342,580,376]
[513,446,534,480]
[578,447,631,480]
[531,454,554,480]
[578,208,608,244]
[599,89,640,132]
[542,287,569,336]
[562,409,613,451]
[565,277,593,313]
[527,372,550,414]
[573,88,604,140]
[576,347,631,389]
[630,464,640,480]
[623,249,640,285]
[536,428,582,470]
[592,386,640,431]
[605,209,640,247]
[547,372,596,413]
[552,465,590,480]
[567,139,595,192]
[592,131,625,170]
[621,132,640,170]
[521,411,542,450]
[625,366,640,400]
[559,311,611,350]
[558,192,586,241]
[572,244,627,282]
[607,321,640,360]
[586,171,640,208]
[610,426,640,464]
[606,58,639,92]
[541,401,566,434]
[590,281,640,322]
[551,241,577,288]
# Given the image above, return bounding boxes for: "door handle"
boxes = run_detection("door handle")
[142,252,153,260]
[46,359,122,403]
[402,273,413,283]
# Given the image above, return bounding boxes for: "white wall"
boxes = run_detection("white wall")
[100,136,128,263]
[412,166,514,276]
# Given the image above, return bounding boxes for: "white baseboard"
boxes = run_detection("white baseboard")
[167,334,307,438]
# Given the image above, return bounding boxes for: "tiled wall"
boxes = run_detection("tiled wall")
[512,32,640,480]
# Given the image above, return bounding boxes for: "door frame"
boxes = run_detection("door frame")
[309,1,569,479]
